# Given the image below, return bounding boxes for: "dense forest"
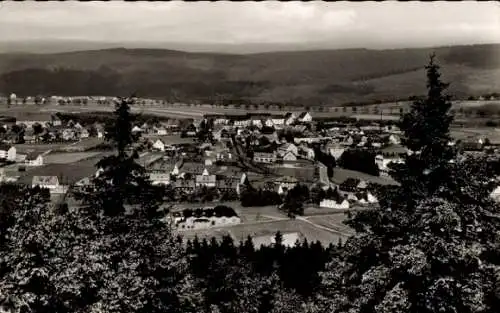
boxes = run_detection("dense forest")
[1,56,499,313]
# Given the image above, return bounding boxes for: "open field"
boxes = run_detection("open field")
[306,214,355,236]
[13,142,68,154]
[176,218,347,247]
[450,127,500,143]
[54,138,106,152]
[43,152,103,164]
[144,134,196,145]
[3,98,500,122]
[331,167,398,186]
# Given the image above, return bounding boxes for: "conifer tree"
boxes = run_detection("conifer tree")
[389,53,456,198]
[317,55,500,313]
[75,97,162,217]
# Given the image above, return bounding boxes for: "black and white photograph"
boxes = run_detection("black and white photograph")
[0,1,499,312]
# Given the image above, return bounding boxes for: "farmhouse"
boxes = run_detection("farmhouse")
[0,144,16,161]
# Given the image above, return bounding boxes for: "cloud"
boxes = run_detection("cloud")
[0,1,498,49]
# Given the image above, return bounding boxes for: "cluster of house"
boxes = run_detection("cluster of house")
[0,115,106,144]
[0,144,44,167]
[318,178,380,209]
[166,205,241,230]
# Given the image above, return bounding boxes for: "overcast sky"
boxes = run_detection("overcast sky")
[0,1,499,51]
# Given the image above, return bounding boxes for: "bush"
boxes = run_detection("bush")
[338,148,380,176]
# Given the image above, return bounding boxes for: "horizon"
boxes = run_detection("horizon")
[1,41,500,56]
[0,2,499,54]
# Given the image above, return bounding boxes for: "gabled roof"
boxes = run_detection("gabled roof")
[26,152,42,161]
[298,112,309,119]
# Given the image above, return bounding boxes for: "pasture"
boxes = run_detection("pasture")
[43,152,103,164]
[14,142,68,154]
[331,168,399,186]
[306,214,355,236]
[176,218,348,247]
[450,127,500,143]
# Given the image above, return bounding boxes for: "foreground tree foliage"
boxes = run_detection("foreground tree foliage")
[0,195,202,312]
[1,97,202,312]
[316,55,500,313]
[74,97,163,217]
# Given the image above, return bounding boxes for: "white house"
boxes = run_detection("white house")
[0,144,16,162]
[149,172,171,185]
[155,127,168,135]
[329,147,345,160]
[264,119,275,128]
[79,128,90,139]
[214,118,229,125]
[152,139,166,152]
[195,168,217,187]
[359,192,378,204]
[297,112,313,123]
[234,120,251,127]
[132,125,142,133]
[32,176,64,193]
[319,199,350,210]
[25,153,44,166]
[272,118,285,126]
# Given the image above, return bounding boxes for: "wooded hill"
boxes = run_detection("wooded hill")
[0,44,499,105]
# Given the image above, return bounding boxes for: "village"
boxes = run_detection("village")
[1,103,500,245]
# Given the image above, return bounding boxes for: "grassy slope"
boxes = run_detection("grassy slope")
[0,44,499,105]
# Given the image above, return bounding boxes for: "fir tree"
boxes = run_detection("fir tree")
[390,53,456,199]
[75,97,162,217]
[317,55,500,313]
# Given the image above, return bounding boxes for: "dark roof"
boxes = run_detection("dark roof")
[0,143,13,151]
[340,178,361,189]
[26,152,42,160]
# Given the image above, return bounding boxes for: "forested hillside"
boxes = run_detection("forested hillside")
[0,44,499,105]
